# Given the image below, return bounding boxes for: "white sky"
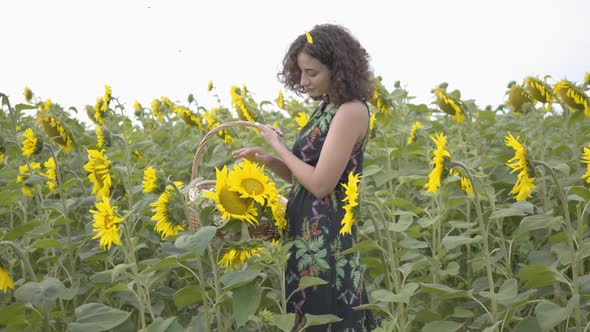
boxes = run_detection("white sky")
[2,0,589,124]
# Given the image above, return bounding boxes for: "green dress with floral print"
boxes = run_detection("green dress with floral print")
[285,101,375,331]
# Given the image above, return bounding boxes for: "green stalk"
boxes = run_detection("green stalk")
[0,241,37,281]
[450,161,497,323]
[533,160,581,332]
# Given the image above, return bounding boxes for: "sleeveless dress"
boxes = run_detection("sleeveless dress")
[285,101,375,331]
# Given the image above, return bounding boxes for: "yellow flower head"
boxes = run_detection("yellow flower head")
[134,100,142,112]
[553,80,590,117]
[585,72,590,85]
[102,85,112,112]
[95,125,111,149]
[22,128,43,157]
[268,187,287,233]
[524,76,553,112]
[132,150,144,160]
[294,112,309,131]
[581,144,590,185]
[432,87,465,123]
[450,169,473,195]
[505,133,536,201]
[17,162,41,196]
[208,80,214,92]
[505,82,533,114]
[90,197,124,250]
[408,121,424,144]
[370,77,392,116]
[174,106,203,130]
[151,182,186,240]
[0,267,15,293]
[42,157,58,192]
[424,132,451,193]
[202,166,259,226]
[84,149,112,200]
[37,115,73,153]
[369,113,377,138]
[227,159,275,206]
[340,172,361,235]
[143,166,165,194]
[151,99,164,121]
[275,90,285,110]
[0,137,5,163]
[218,245,263,269]
[92,97,107,124]
[23,86,33,103]
[39,99,52,113]
[202,108,234,142]
[230,85,256,122]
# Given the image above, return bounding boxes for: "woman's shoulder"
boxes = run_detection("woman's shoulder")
[335,100,369,120]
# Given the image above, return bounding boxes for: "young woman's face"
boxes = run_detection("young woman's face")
[297,51,331,99]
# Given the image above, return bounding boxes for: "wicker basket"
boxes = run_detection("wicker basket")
[188,121,285,241]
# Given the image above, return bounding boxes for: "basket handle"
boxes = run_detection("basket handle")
[191,121,263,181]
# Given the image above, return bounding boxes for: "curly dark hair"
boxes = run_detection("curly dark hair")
[277,24,374,106]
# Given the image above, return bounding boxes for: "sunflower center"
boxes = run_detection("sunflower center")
[219,186,252,214]
[241,178,264,195]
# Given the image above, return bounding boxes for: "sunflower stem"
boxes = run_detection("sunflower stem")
[533,160,581,332]
[449,161,498,324]
[0,241,37,281]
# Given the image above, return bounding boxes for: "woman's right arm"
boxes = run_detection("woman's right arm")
[232,147,292,183]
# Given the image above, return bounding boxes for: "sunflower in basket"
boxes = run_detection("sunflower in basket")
[200,159,287,237]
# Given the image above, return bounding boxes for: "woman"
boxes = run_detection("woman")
[233,23,375,331]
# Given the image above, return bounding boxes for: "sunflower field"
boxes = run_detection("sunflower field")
[1,74,590,332]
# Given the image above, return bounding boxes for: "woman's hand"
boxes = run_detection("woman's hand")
[259,124,288,150]
[232,147,274,165]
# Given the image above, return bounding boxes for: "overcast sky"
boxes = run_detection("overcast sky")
[2,0,588,124]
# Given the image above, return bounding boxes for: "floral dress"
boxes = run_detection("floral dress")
[285,101,375,331]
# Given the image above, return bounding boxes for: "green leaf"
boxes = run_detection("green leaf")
[147,317,185,332]
[174,285,202,309]
[220,269,260,290]
[388,197,424,214]
[3,221,41,240]
[303,314,342,328]
[421,320,463,332]
[337,239,380,256]
[363,164,382,177]
[534,301,570,331]
[518,215,561,233]
[568,186,590,201]
[399,238,428,249]
[489,208,526,219]
[0,304,27,325]
[513,316,542,332]
[15,103,38,112]
[296,276,328,291]
[271,313,296,332]
[518,264,558,288]
[419,283,470,300]
[69,303,131,332]
[143,256,178,274]
[174,226,217,256]
[441,235,482,250]
[30,239,63,249]
[232,283,261,327]
[371,283,418,304]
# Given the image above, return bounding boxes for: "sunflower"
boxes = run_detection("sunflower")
[21,128,43,157]
[294,112,309,131]
[231,85,256,122]
[42,157,57,192]
[84,149,112,200]
[151,99,164,121]
[369,113,376,139]
[505,81,533,114]
[133,100,142,115]
[339,172,361,235]
[408,121,424,144]
[37,115,73,153]
[370,77,391,116]
[228,159,275,205]
[17,162,41,196]
[581,144,590,185]
[93,97,106,124]
[218,245,263,269]
[208,80,214,92]
[268,188,287,233]
[0,267,14,293]
[524,76,553,112]
[90,197,124,250]
[275,89,285,110]
[505,133,536,201]
[202,166,259,226]
[174,106,203,130]
[202,108,234,143]
[553,80,590,117]
[585,72,590,86]
[432,87,465,123]
[23,86,33,103]
[151,182,186,240]
[39,99,52,113]
[95,125,111,149]
[450,168,473,195]
[132,150,144,160]
[142,166,166,194]
[102,85,112,112]
[0,137,5,164]
[424,132,451,193]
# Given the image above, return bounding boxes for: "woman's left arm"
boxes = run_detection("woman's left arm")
[262,102,368,199]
